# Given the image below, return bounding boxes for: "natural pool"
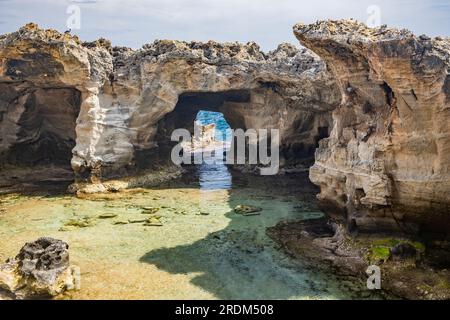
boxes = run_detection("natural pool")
[0,163,376,300]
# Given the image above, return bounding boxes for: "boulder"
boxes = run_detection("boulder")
[0,237,78,299]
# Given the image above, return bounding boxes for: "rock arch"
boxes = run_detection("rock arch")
[70,40,339,179]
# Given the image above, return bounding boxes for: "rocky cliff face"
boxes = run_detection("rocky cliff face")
[0,23,111,168]
[0,23,339,182]
[294,20,450,234]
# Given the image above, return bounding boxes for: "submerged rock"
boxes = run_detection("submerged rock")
[143,216,163,226]
[61,216,97,230]
[98,213,118,219]
[128,218,147,224]
[143,221,163,227]
[141,207,160,214]
[234,205,262,215]
[0,237,78,299]
[112,220,129,225]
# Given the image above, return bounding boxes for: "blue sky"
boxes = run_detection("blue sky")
[0,0,449,51]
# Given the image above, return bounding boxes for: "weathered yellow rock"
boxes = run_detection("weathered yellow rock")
[0,260,22,292]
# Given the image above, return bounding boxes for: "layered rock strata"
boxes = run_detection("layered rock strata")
[294,20,450,234]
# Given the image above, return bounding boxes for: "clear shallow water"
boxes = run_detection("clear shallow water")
[0,165,372,300]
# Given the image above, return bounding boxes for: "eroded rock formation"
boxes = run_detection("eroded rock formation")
[81,38,339,178]
[0,23,339,183]
[294,20,450,234]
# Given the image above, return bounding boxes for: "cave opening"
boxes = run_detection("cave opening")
[6,88,81,166]
[140,89,250,170]
[144,88,332,187]
[143,89,257,190]
[157,89,249,139]
[0,87,82,191]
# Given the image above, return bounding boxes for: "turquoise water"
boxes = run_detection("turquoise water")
[195,110,231,141]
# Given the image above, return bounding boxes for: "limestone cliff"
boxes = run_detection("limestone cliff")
[294,20,450,234]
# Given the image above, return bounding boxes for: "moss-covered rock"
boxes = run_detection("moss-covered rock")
[367,238,426,264]
[368,246,391,263]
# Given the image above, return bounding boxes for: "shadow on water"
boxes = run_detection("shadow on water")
[140,157,368,299]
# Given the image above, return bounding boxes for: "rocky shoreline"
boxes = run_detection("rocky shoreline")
[267,217,450,299]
